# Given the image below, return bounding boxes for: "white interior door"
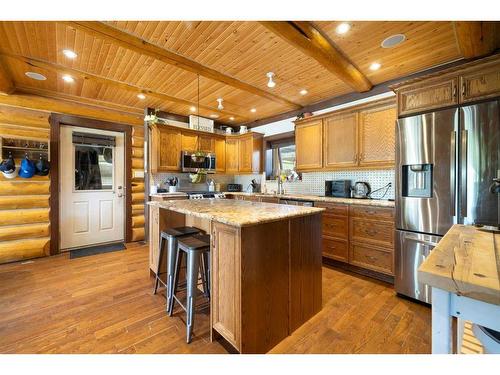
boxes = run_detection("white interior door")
[60,125,125,250]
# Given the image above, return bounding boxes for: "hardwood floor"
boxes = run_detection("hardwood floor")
[0,243,431,354]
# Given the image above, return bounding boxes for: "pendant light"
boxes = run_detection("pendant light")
[266,72,276,88]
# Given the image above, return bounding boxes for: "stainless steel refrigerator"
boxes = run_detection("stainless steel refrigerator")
[395,100,500,303]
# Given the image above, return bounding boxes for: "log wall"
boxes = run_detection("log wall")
[0,102,145,264]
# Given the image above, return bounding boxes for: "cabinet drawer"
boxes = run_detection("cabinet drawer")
[322,237,348,262]
[260,196,280,204]
[350,205,394,221]
[243,195,260,202]
[350,217,394,247]
[314,202,348,216]
[322,215,348,240]
[349,243,393,275]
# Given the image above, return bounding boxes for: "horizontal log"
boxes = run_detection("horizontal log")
[131,182,144,193]
[132,192,145,203]
[132,215,145,228]
[0,181,50,195]
[0,195,50,209]
[132,146,144,158]
[0,237,50,264]
[132,157,144,169]
[131,169,144,180]
[132,126,145,138]
[131,227,145,242]
[0,92,142,126]
[0,208,50,226]
[0,223,50,241]
[0,124,49,140]
[132,136,144,147]
[0,105,50,128]
[0,174,50,182]
[131,204,144,215]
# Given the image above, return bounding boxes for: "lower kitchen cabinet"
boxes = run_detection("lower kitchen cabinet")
[316,202,395,278]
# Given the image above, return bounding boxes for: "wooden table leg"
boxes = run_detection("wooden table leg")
[432,287,453,354]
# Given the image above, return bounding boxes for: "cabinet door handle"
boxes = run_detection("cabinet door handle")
[461,83,466,97]
[453,85,457,98]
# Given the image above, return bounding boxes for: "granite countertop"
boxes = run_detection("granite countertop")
[150,192,188,198]
[148,199,324,227]
[418,224,500,305]
[226,192,395,208]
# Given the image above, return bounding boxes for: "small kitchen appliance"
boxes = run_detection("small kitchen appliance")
[325,180,351,198]
[351,181,371,199]
[226,183,242,192]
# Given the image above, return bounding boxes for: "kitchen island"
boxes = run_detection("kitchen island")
[148,199,324,353]
[418,224,500,353]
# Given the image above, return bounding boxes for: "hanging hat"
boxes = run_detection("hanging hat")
[35,155,50,176]
[0,154,16,179]
[18,156,36,178]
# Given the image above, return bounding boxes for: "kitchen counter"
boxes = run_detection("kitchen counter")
[148,198,323,353]
[418,224,500,353]
[226,192,395,207]
[149,192,188,198]
[418,224,500,305]
[148,199,324,227]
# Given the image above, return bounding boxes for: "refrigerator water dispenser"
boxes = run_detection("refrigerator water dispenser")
[402,164,433,198]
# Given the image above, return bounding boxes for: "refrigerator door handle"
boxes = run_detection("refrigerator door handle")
[403,233,439,247]
[450,130,456,216]
[460,129,468,218]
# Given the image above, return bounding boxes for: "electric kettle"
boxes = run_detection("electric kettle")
[351,181,371,199]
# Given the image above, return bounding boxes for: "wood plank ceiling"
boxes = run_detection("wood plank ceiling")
[0,21,489,126]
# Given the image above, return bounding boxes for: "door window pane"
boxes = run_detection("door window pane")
[75,145,113,190]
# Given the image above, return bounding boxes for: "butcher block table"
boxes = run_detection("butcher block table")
[418,224,500,353]
[148,199,324,353]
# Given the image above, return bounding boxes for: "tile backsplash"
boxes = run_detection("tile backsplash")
[236,170,395,199]
[151,169,395,199]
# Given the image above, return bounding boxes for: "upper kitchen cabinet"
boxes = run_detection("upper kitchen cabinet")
[460,61,500,103]
[323,113,358,168]
[393,55,500,116]
[198,135,215,153]
[396,78,458,117]
[214,138,226,173]
[295,119,323,171]
[295,98,396,171]
[181,133,199,151]
[225,138,239,174]
[150,125,182,172]
[358,105,397,168]
[237,133,263,174]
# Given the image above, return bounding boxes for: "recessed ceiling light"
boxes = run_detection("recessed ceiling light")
[250,108,256,113]
[300,89,308,95]
[266,72,276,88]
[210,114,219,119]
[62,74,74,83]
[62,49,77,59]
[229,117,235,121]
[190,106,197,112]
[336,23,351,35]
[369,62,381,71]
[137,93,146,100]
[381,34,406,48]
[25,71,46,81]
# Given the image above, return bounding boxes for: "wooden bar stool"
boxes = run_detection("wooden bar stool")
[169,233,211,343]
[152,226,201,298]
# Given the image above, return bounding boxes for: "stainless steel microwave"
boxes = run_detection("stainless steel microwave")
[181,151,216,173]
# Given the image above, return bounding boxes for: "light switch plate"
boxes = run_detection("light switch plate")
[134,170,145,179]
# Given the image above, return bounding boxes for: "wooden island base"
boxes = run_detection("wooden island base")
[149,204,322,353]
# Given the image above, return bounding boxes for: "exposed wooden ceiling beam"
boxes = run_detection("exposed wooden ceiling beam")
[454,21,499,59]
[65,21,301,110]
[260,21,372,93]
[0,57,15,95]
[0,52,248,121]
